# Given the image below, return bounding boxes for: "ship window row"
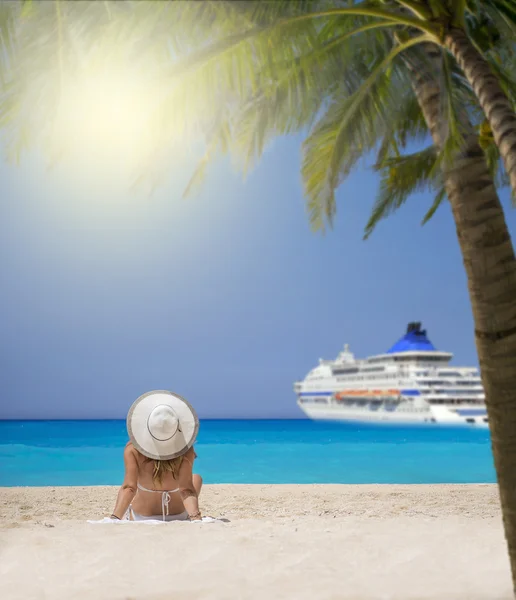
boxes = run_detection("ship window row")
[299,398,328,404]
[425,389,483,396]
[394,356,449,363]
[333,368,359,375]
[335,374,405,381]
[331,374,480,383]
[428,398,484,405]
[414,371,474,378]
[418,380,482,388]
[367,356,450,364]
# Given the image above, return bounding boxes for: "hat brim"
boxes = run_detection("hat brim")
[127,390,199,460]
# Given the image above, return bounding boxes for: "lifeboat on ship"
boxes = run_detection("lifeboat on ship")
[336,389,400,400]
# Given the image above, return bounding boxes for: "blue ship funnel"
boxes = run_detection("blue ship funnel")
[387,322,436,353]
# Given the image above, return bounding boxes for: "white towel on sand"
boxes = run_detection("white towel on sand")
[87,516,220,524]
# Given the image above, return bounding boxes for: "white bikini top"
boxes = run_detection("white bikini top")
[136,483,180,520]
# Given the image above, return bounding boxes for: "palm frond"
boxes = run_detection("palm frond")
[301,34,426,232]
[421,186,447,224]
[161,6,416,193]
[482,125,511,190]
[364,144,443,238]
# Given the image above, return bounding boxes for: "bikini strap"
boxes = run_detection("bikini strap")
[161,491,171,520]
[137,482,180,493]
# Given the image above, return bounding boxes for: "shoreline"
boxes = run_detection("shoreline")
[0,484,510,599]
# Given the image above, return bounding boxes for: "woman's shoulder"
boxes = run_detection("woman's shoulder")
[181,446,196,465]
[125,442,139,459]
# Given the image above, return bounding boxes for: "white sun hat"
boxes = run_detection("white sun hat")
[127,390,199,460]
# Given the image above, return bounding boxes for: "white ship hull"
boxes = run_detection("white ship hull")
[298,402,488,427]
[298,403,430,423]
[294,322,488,428]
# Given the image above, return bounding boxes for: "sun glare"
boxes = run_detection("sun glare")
[51,65,168,178]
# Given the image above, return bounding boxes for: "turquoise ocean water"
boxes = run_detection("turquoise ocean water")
[0,419,496,486]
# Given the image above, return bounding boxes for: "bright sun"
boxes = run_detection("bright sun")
[50,64,168,179]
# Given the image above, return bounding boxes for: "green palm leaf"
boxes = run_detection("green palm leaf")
[364,144,443,238]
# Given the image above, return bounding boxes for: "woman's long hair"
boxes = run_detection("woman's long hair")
[136,451,183,484]
[150,456,183,483]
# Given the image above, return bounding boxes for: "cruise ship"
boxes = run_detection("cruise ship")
[294,322,487,426]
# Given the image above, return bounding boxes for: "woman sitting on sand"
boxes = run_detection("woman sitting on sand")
[110,390,203,522]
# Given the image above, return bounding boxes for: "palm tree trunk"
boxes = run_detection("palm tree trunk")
[444,26,516,198]
[410,44,516,595]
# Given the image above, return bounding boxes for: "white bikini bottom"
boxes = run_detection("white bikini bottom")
[129,508,189,522]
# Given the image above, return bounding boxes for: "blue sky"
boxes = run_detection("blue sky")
[0,135,514,419]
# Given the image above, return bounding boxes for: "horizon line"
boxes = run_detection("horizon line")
[0,416,309,422]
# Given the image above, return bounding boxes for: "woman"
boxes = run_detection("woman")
[110,390,203,522]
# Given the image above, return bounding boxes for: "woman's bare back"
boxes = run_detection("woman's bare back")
[129,444,196,517]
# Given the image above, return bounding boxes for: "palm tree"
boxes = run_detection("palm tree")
[396,45,516,592]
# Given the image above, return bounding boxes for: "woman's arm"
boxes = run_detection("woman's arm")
[111,444,138,519]
[178,447,201,521]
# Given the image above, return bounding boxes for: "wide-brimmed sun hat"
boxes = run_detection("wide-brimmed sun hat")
[127,390,199,460]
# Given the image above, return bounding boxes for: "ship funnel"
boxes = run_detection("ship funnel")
[387,322,435,353]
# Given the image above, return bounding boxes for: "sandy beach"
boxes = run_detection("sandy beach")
[0,484,511,599]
